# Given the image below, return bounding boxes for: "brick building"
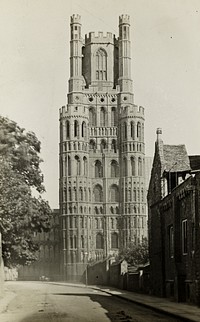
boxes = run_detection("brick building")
[59,14,147,280]
[148,128,200,305]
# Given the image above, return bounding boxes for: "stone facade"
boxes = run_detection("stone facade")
[148,129,200,305]
[59,14,147,280]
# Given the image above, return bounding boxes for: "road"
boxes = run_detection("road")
[0,281,182,322]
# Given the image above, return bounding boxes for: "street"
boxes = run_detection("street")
[0,282,182,322]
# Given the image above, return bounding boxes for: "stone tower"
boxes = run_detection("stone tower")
[59,14,147,280]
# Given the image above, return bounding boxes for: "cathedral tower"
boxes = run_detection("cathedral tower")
[59,14,147,280]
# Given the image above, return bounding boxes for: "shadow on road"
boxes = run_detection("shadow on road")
[19,292,135,322]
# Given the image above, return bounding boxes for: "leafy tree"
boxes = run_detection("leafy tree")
[118,238,149,266]
[0,116,52,267]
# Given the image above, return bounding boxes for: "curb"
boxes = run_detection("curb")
[47,282,196,322]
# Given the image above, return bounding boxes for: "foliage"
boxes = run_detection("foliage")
[118,238,149,266]
[0,116,52,267]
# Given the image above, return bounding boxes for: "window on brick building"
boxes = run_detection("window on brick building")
[169,225,174,258]
[182,219,188,255]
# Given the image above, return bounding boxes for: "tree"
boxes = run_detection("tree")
[0,116,52,267]
[118,238,149,266]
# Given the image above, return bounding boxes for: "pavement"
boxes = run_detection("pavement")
[1,281,200,321]
[49,282,200,322]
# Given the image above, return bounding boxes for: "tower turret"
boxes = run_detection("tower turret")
[118,14,133,92]
[69,14,83,92]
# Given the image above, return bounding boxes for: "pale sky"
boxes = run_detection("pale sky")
[1,0,200,208]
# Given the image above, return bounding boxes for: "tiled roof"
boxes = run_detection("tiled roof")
[163,145,191,172]
[189,155,200,171]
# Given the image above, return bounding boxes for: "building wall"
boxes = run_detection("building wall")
[59,14,147,280]
[149,172,200,305]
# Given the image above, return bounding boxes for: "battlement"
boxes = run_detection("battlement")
[70,14,81,24]
[85,31,114,44]
[135,105,145,116]
[119,14,130,25]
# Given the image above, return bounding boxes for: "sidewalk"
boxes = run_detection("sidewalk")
[49,282,200,322]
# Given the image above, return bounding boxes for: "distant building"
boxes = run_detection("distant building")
[148,128,200,305]
[59,14,147,281]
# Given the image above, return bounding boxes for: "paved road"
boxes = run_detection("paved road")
[0,281,182,322]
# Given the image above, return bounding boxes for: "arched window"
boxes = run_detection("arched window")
[111,139,117,153]
[81,235,84,248]
[133,188,136,202]
[96,233,104,249]
[89,139,96,150]
[100,207,103,214]
[66,120,70,138]
[111,232,119,249]
[89,108,96,126]
[123,157,128,176]
[128,189,131,202]
[111,160,119,177]
[95,160,103,178]
[96,48,107,80]
[116,206,119,214]
[110,206,114,214]
[131,121,134,139]
[100,140,106,152]
[111,107,117,126]
[79,188,83,201]
[88,188,91,201]
[94,184,103,202]
[74,188,77,201]
[75,155,80,175]
[100,107,106,126]
[138,157,142,176]
[131,157,135,176]
[67,156,71,176]
[68,188,72,201]
[74,120,79,137]
[137,122,141,140]
[110,185,119,202]
[82,121,86,138]
[83,157,88,176]
[94,206,99,214]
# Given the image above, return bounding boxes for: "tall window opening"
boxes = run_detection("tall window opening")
[95,160,103,178]
[111,160,119,177]
[96,233,104,249]
[83,157,87,176]
[66,120,70,138]
[82,121,86,138]
[111,139,117,153]
[74,120,79,137]
[75,155,80,175]
[131,121,134,139]
[96,48,107,80]
[131,157,135,176]
[89,108,96,126]
[94,185,103,202]
[100,107,106,126]
[137,122,141,140]
[111,233,119,249]
[111,107,117,126]
[110,185,119,202]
